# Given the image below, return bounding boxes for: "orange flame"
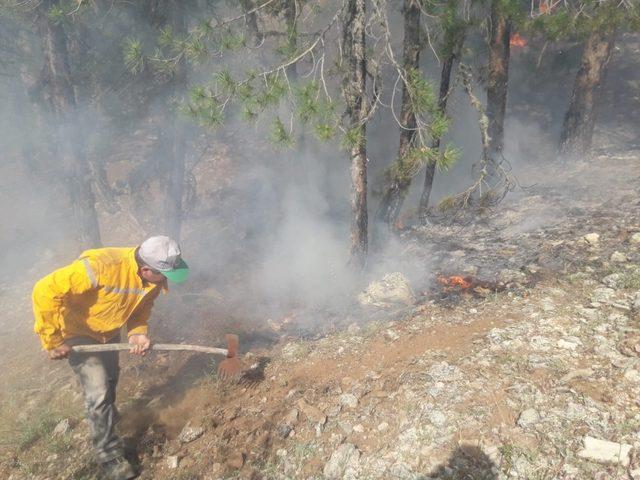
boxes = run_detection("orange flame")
[510,32,527,48]
[437,275,472,289]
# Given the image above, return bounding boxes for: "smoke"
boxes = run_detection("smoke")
[1,3,638,349]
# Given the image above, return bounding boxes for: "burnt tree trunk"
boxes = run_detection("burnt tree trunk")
[240,0,263,46]
[163,0,188,241]
[37,0,101,248]
[342,0,368,268]
[486,1,510,167]
[375,0,420,231]
[558,27,615,158]
[418,34,463,218]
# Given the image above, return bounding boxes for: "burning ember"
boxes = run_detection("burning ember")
[431,274,505,301]
[437,275,472,290]
[510,33,527,48]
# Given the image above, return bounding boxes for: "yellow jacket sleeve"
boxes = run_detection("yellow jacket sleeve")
[126,288,160,337]
[32,258,97,350]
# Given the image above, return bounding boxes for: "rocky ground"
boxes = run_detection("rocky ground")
[0,149,639,480]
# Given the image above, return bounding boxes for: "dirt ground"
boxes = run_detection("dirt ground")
[0,148,639,480]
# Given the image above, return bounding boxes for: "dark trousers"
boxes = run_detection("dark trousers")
[67,336,124,463]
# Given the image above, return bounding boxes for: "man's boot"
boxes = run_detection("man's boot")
[101,456,137,480]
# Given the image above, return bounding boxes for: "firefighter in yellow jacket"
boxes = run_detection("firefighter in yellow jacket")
[32,236,189,480]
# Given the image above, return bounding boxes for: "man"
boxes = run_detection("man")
[32,236,189,480]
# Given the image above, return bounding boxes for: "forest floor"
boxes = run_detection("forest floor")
[0,144,639,480]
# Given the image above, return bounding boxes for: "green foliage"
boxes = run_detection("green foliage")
[295,82,321,123]
[439,0,468,58]
[529,0,639,41]
[255,74,287,109]
[47,5,65,24]
[186,86,224,128]
[150,53,178,78]
[17,411,64,450]
[314,122,336,141]
[220,29,246,51]
[123,38,144,75]
[185,38,207,63]
[216,69,236,95]
[530,9,574,41]
[437,144,461,171]
[270,117,294,147]
[428,112,450,139]
[196,19,215,39]
[341,126,364,150]
[158,26,174,49]
[405,68,438,116]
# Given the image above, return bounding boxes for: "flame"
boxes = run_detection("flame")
[510,33,527,48]
[437,275,472,289]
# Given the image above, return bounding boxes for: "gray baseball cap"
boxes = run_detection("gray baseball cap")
[138,236,189,283]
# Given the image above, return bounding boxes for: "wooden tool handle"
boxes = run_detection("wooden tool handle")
[71,343,229,356]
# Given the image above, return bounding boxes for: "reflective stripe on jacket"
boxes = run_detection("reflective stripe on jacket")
[32,247,165,350]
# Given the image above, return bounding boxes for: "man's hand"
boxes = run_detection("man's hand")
[49,344,71,360]
[128,334,151,356]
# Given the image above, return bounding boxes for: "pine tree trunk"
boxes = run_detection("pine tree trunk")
[163,0,188,241]
[37,0,101,248]
[342,0,368,268]
[418,36,461,217]
[283,0,298,81]
[375,0,420,231]
[486,1,510,163]
[558,27,615,158]
[239,0,263,46]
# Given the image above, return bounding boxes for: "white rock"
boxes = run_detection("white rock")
[384,329,400,341]
[591,287,615,304]
[584,233,600,245]
[339,393,358,408]
[557,338,581,350]
[611,251,628,263]
[516,408,540,428]
[323,443,361,480]
[559,368,593,383]
[577,436,632,466]
[166,455,179,469]
[353,424,364,433]
[428,410,447,427]
[602,273,621,288]
[178,423,204,444]
[377,422,389,432]
[630,233,640,244]
[357,272,415,308]
[624,370,640,383]
[579,308,599,321]
[52,418,71,436]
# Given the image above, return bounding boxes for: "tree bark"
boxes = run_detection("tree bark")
[375,0,420,231]
[418,46,459,216]
[163,0,188,241]
[419,49,457,216]
[37,0,101,248]
[283,0,298,81]
[342,0,368,269]
[558,27,615,158]
[239,0,263,47]
[486,1,510,162]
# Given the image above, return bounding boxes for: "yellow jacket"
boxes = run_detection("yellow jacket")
[33,247,166,351]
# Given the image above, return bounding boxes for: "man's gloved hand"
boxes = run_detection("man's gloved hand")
[49,343,72,360]
[128,334,151,356]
